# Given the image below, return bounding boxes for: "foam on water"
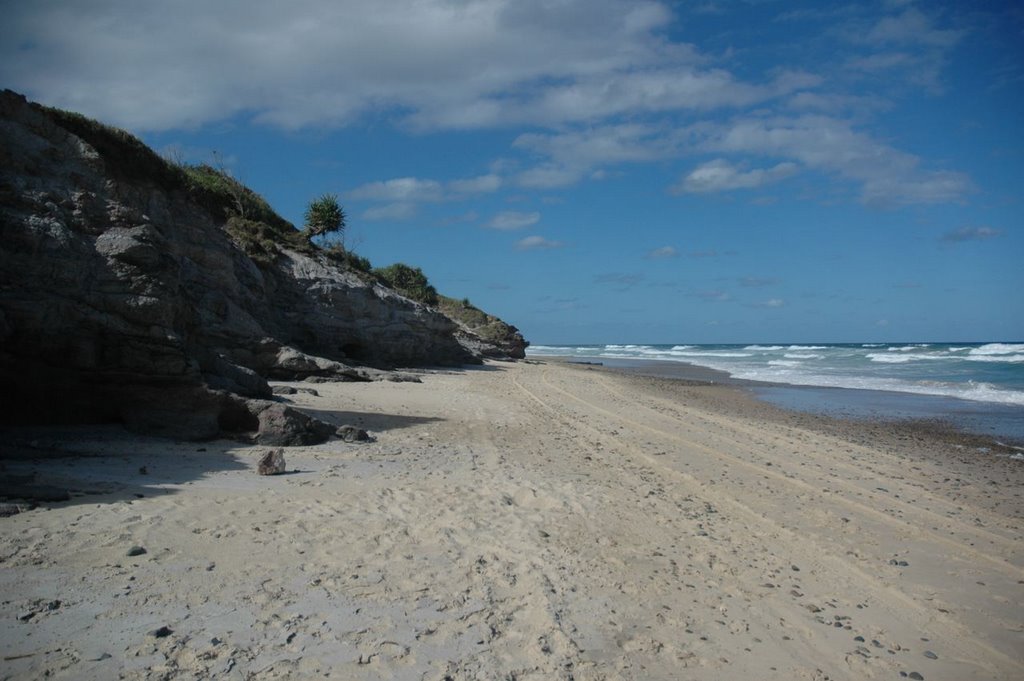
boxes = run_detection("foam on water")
[971,343,1024,355]
[528,342,1024,407]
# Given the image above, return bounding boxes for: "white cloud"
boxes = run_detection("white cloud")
[842,6,964,94]
[0,1,824,133]
[1,0,975,211]
[673,159,797,194]
[750,298,785,308]
[346,173,505,220]
[513,123,674,188]
[516,165,587,190]
[646,245,679,259]
[347,177,443,202]
[515,235,563,251]
[361,202,417,222]
[863,7,963,48]
[700,115,971,205]
[487,211,541,231]
[448,174,502,195]
[0,0,689,132]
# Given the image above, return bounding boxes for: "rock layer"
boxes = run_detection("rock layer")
[0,90,523,440]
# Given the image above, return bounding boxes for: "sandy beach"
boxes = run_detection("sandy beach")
[1,359,1022,680]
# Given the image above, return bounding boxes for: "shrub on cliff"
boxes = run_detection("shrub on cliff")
[373,263,438,305]
[324,244,373,275]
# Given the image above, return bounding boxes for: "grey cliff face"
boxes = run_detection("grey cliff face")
[0,90,512,441]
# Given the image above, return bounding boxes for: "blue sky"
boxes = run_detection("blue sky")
[4,0,1022,344]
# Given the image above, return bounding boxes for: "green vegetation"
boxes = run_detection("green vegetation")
[373,263,439,305]
[436,295,519,343]
[303,194,345,241]
[324,244,373,276]
[184,164,315,260]
[37,104,185,190]
[33,98,519,345]
[222,216,286,266]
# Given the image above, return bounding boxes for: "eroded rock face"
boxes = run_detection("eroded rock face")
[0,90,497,440]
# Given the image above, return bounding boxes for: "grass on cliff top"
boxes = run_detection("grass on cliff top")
[34,103,313,261]
[30,100,521,341]
[437,295,519,343]
[37,104,184,191]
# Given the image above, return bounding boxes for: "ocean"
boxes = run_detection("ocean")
[527,343,1024,445]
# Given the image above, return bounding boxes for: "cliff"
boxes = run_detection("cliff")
[0,90,526,442]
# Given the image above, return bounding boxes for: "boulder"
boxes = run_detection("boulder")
[245,400,336,446]
[257,448,287,475]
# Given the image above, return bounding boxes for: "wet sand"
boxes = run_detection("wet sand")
[1,359,1022,680]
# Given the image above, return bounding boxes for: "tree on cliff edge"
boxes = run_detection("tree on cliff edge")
[303,194,346,242]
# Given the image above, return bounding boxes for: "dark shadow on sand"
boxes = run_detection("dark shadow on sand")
[300,408,444,433]
[0,425,251,510]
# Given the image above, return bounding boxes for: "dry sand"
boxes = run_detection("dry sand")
[1,359,1022,680]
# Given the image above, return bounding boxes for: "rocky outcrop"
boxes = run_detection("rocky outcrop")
[436,296,529,360]
[0,90,524,441]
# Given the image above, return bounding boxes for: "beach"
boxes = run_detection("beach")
[1,359,1022,680]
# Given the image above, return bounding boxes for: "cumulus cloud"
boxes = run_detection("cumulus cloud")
[361,202,418,222]
[1,0,975,210]
[448,174,502,195]
[346,173,506,220]
[940,226,1003,242]
[347,177,444,203]
[862,7,963,48]
[0,0,737,132]
[486,211,541,231]
[0,0,826,135]
[673,159,798,194]
[515,235,564,251]
[513,124,674,188]
[842,5,964,93]
[699,115,972,205]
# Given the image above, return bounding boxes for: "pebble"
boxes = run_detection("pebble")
[127,546,147,557]
[909,673,924,680]
[923,650,938,660]
[150,625,173,638]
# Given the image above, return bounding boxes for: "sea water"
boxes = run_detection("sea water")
[527,343,1024,444]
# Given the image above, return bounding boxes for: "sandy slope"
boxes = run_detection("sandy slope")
[1,360,1021,680]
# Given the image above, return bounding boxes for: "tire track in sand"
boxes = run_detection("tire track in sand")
[510,363,1024,679]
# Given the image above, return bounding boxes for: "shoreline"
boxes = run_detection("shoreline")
[2,359,1022,679]
[543,354,1024,450]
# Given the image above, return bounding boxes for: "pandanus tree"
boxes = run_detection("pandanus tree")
[303,193,345,241]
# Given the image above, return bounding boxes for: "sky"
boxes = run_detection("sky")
[3,0,1022,344]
